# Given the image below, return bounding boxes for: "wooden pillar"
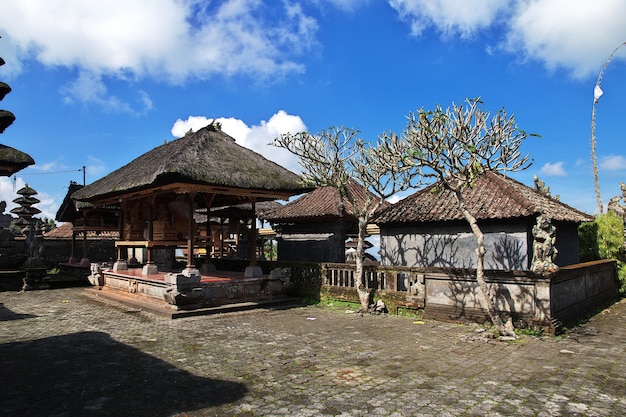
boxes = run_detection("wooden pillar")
[146,198,154,265]
[249,198,257,266]
[186,193,196,268]
[204,194,215,262]
[235,220,240,258]
[70,230,76,259]
[219,219,224,258]
[113,200,128,272]
[117,201,125,261]
[82,209,90,260]
[141,197,158,275]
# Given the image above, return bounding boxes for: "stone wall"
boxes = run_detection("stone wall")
[282,260,618,332]
[379,221,531,270]
[274,222,352,263]
[41,238,116,267]
[379,219,581,271]
[550,260,618,325]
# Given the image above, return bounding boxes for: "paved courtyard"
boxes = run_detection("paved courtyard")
[0,287,625,417]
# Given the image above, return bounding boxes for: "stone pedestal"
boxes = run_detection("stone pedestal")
[22,266,50,291]
[113,260,128,271]
[142,263,159,275]
[164,272,201,286]
[181,267,200,278]
[163,271,202,306]
[244,265,263,278]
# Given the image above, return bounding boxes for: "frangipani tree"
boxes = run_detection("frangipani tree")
[386,98,534,337]
[273,126,416,312]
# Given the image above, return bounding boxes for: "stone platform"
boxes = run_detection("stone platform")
[91,265,295,313]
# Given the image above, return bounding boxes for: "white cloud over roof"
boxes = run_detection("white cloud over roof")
[540,161,567,177]
[171,110,306,175]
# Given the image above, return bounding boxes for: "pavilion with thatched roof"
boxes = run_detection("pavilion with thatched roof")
[55,181,119,264]
[197,201,281,259]
[1,49,35,176]
[0,144,34,177]
[72,122,310,279]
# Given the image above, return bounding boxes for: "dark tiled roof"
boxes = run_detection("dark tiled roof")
[373,172,592,224]
[261,181,389,222]
[44,222,119,239]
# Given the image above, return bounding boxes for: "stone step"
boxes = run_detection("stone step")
[83,286,302,319]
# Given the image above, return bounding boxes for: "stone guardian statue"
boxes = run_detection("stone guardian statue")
[531,213,558,274]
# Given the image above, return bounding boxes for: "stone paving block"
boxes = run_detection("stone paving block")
[0,288,625,416]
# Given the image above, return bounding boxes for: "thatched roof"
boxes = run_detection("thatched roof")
[0,143,35,176]
[71,124,310,205]
[56,182,87,222]
[373,171,592,225]
[193,201,282,224]
[0,110,15,134]
[261,181,391,223]
[0,82,11,101]
[208,201,282,218]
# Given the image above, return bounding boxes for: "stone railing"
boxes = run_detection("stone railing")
[286,260,620,332]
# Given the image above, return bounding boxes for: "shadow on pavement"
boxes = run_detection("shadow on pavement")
[0,331,247,415]
[0,303,37,321]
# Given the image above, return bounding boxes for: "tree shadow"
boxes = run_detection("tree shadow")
[383,233,462,268]
[0,331,247,416]
[0,303,37,321]
[488,235,527,271]
[443,269,551,329]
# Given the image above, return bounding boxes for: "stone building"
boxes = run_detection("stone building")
[373,172,592,271]
[260,181,384,263]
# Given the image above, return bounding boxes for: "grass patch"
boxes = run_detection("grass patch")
[514,327,545,337]
[322,298,361,311]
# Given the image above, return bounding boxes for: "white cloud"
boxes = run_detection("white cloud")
[317,0,369,12]
[30,160,64,173]
[387,189,413,204]
[0,0,320,110]
[388,0,511,38]
[59,71,154,116]
[171,110,307,174]
[171,116,215,138]
[575,158,588,168]
[388,0,626,79]
[600,155,626,171]
[505,0,626,79]
[540,161,567,177]
[86,155,106,178]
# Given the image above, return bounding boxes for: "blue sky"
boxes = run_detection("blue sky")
[1,0,625,222]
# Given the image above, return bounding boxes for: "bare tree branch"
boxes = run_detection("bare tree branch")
[389,98,534,338]
[273,125,420,311]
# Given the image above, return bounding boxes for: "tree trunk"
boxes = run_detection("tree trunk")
[355,217,371,312]
[454,189,516,338]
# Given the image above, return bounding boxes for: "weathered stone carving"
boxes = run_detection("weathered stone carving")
[531,214,558,274]
[533,175,559,200]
